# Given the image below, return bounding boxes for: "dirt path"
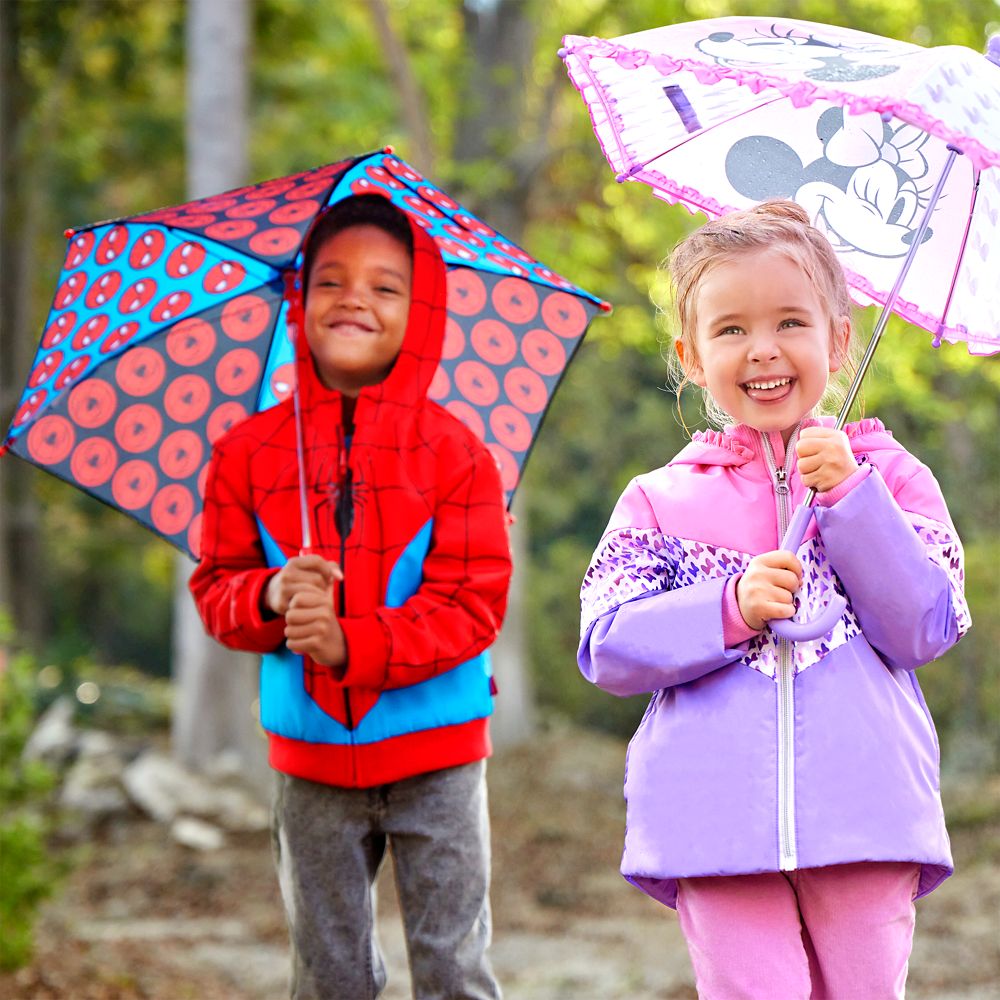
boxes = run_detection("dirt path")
[3,727,998,999]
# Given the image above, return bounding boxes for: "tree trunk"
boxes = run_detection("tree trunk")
[452,0,539,745]
[172,0,270,797]
[0,0,46,645]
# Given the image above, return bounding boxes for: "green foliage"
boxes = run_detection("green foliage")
[0,612,59,971]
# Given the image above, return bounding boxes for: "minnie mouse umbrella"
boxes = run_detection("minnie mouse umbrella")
[1,149,609,558]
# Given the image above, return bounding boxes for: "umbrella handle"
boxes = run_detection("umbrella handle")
[768,504,847,642]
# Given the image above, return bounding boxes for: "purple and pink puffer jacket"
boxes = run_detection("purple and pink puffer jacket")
[578,418,969,909]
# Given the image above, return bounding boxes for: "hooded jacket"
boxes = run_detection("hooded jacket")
[191,216,512,788]
[579,418,969,909]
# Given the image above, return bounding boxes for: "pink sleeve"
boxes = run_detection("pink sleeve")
[815,464,871,507]
[722,575,761,646]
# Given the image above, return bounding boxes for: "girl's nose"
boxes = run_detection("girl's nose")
[747,332,781,362]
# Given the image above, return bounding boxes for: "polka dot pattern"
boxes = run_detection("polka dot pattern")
[22,292,280,553]
[434,271,599,503]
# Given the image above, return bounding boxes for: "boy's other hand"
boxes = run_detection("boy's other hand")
[265,555,343,616]
[796,427,859,493]
[736,550,803,630]
[284,586,347,667]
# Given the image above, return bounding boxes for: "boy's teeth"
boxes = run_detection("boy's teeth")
[746,377,791,390]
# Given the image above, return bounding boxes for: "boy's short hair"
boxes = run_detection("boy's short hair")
[302,195,414,291]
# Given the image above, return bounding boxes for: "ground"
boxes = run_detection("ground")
[2,723,998,999]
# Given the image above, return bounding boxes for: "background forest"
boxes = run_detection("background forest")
[1,0,998,989]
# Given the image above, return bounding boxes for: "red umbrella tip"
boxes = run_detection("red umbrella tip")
[383,145,395,155]
[64,228,76,238]
[599,300,614,313]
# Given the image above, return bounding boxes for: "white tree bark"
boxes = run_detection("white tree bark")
[172,0,270,797]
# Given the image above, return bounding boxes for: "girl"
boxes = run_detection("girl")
[578,200,969,999]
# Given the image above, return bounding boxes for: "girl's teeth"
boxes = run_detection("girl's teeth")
[746,378,791,390]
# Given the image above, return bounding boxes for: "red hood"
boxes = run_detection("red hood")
[287,211,447,437]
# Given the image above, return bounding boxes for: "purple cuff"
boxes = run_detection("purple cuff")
[723,576,761,646]
[815,464,871,507]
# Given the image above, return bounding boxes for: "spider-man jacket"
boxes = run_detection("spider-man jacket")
[190,219,512,788]
[579,420,969,908]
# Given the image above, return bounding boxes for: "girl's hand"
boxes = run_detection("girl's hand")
[796,427,859,493]
[736,550,803,630]
[284,585,347,667]
[264,555,343,616]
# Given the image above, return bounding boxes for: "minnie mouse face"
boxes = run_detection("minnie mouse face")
[724,108,936,260]
[694,24,901,82]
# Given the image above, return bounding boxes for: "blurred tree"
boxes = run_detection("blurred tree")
[171,0,271,793]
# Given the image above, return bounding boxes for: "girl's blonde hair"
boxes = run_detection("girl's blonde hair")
[662,199,859,429]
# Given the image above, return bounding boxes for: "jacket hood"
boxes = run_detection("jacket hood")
[287,206,448,432]
[671,417,904,470]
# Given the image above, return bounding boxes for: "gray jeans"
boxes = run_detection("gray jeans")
[272,760,500,1000]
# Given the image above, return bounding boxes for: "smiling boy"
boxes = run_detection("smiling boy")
[190,195,512,999]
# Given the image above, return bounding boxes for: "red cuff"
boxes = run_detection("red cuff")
[239,569,287,648]
[815,465,871,507]
[339,614,390,689]
[723,576,761,647]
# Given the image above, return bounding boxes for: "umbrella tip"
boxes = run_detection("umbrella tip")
[64,228,76,238]
[987,34,1000,67]
[599,300,613,314]
[383,145,395,155]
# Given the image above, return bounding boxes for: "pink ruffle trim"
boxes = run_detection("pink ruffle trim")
[561,36,1000,173]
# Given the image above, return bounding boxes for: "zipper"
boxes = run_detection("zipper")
[335,425,355,733]
[761,430,798,872]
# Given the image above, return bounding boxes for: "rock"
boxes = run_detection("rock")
[122,750,269,831]
[171,816,226,851]
[22,696,77,765]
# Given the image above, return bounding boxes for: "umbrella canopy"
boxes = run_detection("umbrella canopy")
[2,149,608,558]
[561,16,1000,355]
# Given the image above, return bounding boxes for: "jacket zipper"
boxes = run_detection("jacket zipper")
[761,431,799,872]
[336,427,355,733]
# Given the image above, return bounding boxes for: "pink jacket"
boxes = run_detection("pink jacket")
[579,418,969,909]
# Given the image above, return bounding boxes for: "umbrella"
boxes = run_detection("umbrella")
[1,149,609,559]
[561,18,1000,638]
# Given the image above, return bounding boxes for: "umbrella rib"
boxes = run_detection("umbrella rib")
[620,94,787,180]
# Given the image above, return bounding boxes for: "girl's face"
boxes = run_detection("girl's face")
[677,248,849,445]
[304,224,412,396]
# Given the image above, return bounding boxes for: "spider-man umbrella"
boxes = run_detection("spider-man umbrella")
[1,149,609,558]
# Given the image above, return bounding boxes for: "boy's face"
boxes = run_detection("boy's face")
[304,224,412,396]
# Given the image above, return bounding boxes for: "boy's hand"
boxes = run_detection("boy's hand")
[264,555,343,616]
[736,551,803,630]
[796,427,859,493]
[284,586,347,667]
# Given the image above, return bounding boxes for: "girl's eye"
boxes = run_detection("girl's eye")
[779,318,804,329]
[718,326,743,337]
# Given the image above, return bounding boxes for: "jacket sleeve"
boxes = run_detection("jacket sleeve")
[336,436,512,691]
[188,436,286,653]
[814,461,970,671]
[578,480,747,697]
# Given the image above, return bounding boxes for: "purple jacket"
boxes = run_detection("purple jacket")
[578,418,969,909]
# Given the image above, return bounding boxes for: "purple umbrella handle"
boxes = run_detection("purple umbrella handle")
[768,504,847,642]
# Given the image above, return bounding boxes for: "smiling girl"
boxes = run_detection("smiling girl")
[578,200,969,998]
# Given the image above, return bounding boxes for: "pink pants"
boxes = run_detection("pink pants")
[677,862,920,1000]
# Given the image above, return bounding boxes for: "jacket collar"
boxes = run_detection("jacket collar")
[671,417,899,469]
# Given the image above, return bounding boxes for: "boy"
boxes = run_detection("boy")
[190,194,512,999]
